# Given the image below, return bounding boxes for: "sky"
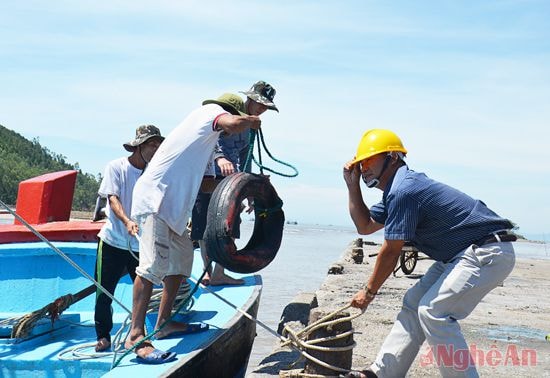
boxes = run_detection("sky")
[1,1,549,240]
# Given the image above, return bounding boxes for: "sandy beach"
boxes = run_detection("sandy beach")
[249,239,550,377]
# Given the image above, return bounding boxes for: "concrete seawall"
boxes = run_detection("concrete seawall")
[248,239,550,377]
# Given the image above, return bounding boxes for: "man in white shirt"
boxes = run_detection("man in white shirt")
[126,94,262,363]
[94,125,163,352]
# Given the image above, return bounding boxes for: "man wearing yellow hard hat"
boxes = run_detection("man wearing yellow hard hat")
[342,129,516,378]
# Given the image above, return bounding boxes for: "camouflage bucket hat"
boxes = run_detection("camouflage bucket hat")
[123,124,164,152]
[202,93,246,116]
[240,81,278,112]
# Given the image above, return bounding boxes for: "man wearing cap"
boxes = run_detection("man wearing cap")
[193,81,279,286]
[215,80,278,175]
[94,125,164,352]
[342,129,516,377]
[126,94,262,363]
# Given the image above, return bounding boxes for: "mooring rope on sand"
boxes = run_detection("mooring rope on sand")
[278,304,362,376]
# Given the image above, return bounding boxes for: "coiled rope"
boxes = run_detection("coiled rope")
[189,274,362,376]
[279,304,362,374]
[57,282,193,363]
[243,128,299,178]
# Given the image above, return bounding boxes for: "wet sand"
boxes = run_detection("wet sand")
[249,239,550,377]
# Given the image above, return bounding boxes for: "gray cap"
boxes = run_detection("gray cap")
[240,81,278,112]
[123,125,164,152]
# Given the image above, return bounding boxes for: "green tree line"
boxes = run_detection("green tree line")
[0,125,100,210]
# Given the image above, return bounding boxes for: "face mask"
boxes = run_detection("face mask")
[362,174,379,188]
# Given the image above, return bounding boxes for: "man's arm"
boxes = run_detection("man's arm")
[216,114,261,135]
[350,239,405,310]
[343,161,384,234]
[108,194,138,236]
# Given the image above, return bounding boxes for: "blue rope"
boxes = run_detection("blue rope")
[243,129,299,178]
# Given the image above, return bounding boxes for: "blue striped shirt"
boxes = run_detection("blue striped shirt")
[370,165,513,262]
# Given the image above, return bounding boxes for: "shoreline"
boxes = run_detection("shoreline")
[1,212,548,244]
[248,240,550,377]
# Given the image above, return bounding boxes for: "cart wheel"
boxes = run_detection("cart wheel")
[400,249,418,275]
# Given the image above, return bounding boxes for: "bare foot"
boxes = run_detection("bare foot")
[209,272,244,286]
[155,321,209,339]
[125,337,156,358]
[201,272,211,286]
[95,337,111,352]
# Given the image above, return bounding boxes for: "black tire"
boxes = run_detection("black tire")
[400,249,418,275]
[204,173,285,274]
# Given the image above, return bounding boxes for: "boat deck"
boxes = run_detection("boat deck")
[0,241,261,378]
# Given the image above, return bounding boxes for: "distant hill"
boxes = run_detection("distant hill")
[0,125,100,210]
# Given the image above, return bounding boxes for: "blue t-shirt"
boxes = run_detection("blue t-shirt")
[370,165,513,262]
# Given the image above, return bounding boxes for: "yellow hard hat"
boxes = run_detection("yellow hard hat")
[352,129,407,165]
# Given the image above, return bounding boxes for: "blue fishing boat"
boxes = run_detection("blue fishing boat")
[0,171,262,377]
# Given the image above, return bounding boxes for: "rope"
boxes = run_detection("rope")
[278,304,361,374]
[1,200,355,374]
[255,198,284,218]
[8,293,76,339]
[189,275,361,375]
[147,282,193,316]
[58,316,132,361]
[111,261,210,369]
[244,129,299,178]
[57,283,194,362]
[54,265,358,374]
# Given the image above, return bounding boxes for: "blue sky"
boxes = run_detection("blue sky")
[1,1,549,240]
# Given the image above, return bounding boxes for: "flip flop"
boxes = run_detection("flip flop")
[136,349,177,364]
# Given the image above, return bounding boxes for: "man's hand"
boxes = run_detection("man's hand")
[350,289,375,311]
[343,159,361,188]
[125,220,139,236]
[250,117,261,130]
[216,157,236,176]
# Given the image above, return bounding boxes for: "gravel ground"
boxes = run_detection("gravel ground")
[249,239,550,377]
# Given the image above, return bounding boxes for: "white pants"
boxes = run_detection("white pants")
[371,242,515,378]
[135,213,194,285]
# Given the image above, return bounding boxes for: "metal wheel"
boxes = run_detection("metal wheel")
[400,249,418,275]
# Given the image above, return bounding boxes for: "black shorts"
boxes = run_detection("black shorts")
[191,192,212,240]
[190,191,242,241]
